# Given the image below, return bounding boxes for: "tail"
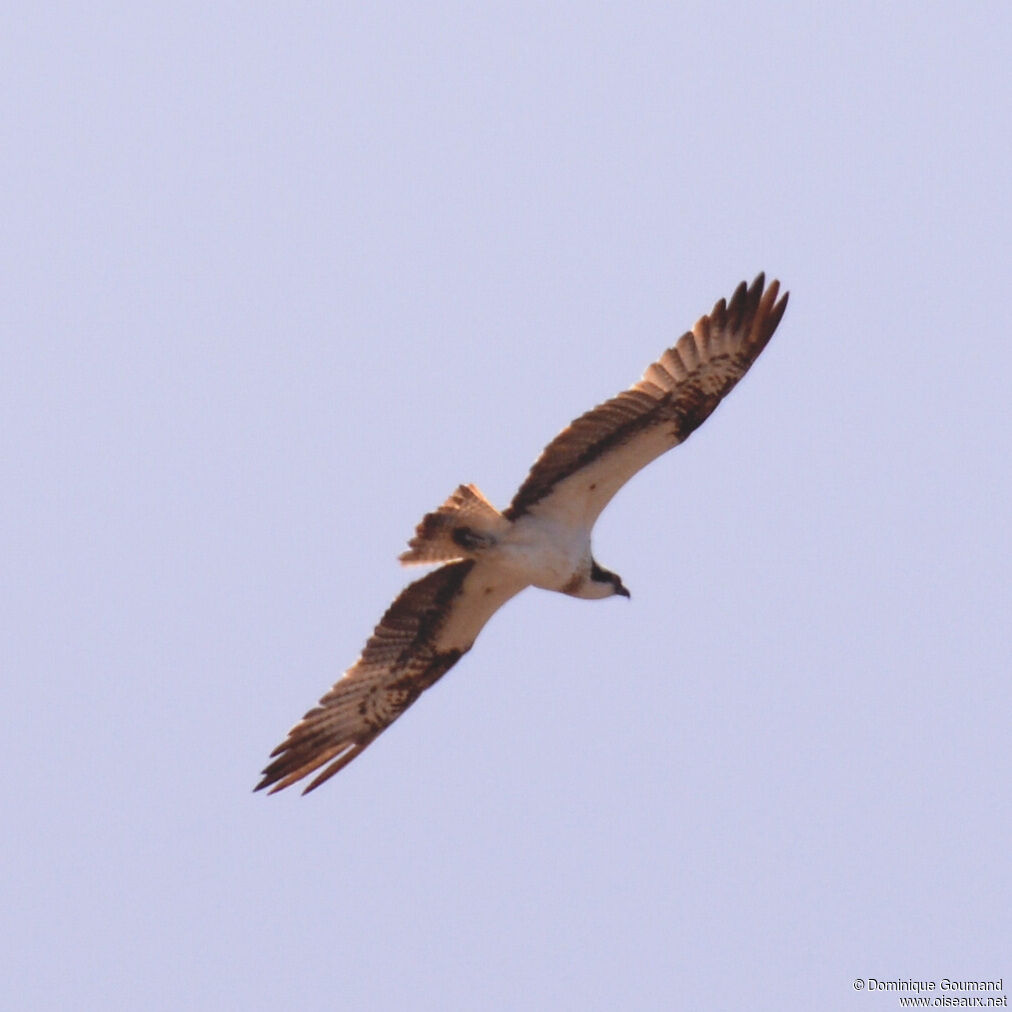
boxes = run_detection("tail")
[399,484,510,565]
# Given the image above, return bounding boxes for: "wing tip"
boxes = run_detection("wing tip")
[751,273,789,348]
[712,272,789,351]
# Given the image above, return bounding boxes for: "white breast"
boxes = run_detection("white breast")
[492,514,591,592]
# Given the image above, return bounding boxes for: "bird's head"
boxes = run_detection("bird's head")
[588,560,631,600]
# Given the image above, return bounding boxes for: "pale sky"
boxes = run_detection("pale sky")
[4,3,1010,1010]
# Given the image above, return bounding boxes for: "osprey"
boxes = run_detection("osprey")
[257,274,788,794]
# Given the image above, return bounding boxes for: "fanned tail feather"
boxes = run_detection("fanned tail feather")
[399,484,509,565]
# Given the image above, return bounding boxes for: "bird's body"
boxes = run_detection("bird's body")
[458,513,607,597]
[258,274,789,794]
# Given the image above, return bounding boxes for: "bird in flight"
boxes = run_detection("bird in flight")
[257,274,788,794]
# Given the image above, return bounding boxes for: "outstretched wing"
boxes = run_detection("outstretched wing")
[257,560,527,794]
[503,274,788,529]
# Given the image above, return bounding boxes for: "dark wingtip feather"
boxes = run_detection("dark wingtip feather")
[770,287,789,330]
